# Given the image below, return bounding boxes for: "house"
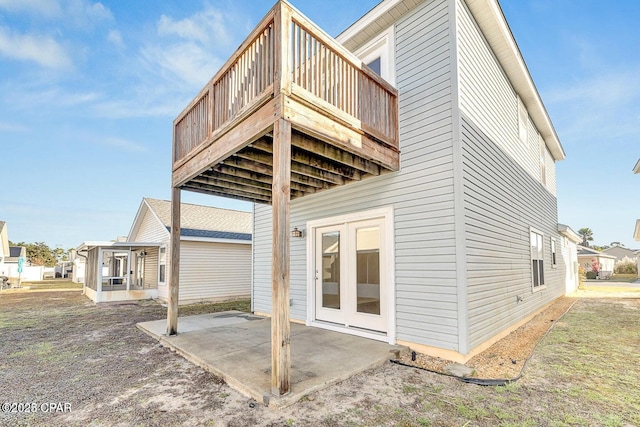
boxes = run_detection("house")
[166,0,572,395]
[79,199,252,303]
[78,198,252,304]
[558,224,581,293]
[577,246,616,279]
[601,244,637,263]
[128,198,252,304]
[0,221,9,278]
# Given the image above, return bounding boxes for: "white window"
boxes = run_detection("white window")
[354,26,395,86]
[158,246,167,284]
[518,96,528,144]
[530,229,545,288]
[551,238,557,268]
[539,134,547,186]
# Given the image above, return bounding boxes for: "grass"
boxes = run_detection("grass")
[610,273,639,282]
[20,279,83,289]
[179,299,251,316]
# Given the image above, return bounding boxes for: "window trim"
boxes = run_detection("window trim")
[518,96,528,145]
[353,25,396,87]
[551,238,557,269]
[158,245,167,285]
[530,227,546,291]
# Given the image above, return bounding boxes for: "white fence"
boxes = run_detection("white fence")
[0,264,56,282]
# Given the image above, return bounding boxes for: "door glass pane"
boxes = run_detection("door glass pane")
[356,227,380,315]
[322,232,340,309]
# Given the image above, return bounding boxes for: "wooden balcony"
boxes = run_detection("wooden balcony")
[171,0,399,203]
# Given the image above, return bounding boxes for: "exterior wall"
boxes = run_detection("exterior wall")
[129,204,251,304]
[461,115,565,349]
[175,240,251,304]
[142,247,159,288]
[561,238,579,293]
[456,0,564,350]
[456,0,556,196]
[254,0,462,351]
[128,207,170,299]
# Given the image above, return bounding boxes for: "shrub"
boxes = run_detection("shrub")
[586,271,597,280]
[578,265,587,289]
[614,257,638,275]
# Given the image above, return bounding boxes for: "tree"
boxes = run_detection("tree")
[578,228,594,247]
[10,241,58,267]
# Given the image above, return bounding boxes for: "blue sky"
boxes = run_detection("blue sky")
[0,0,638,250]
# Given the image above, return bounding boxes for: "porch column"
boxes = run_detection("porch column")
[167,187,181,335]
[271,118,291,396]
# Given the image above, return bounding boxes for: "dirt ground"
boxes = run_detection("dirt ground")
[1,290,638,426]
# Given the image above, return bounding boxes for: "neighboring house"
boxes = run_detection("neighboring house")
[0,221,9,278]
[577,246,616,279]
[558,224,581,293]
[128,198,252,305]
[633,159,640,175]
[79,198,252,304]
[635,221,640,277]
[601,244,638,263]
[166,0,575,393]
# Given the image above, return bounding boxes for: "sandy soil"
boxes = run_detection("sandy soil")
[399,296,578,379]
[1,290,638,426]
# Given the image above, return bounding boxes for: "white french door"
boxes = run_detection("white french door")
[314,217,387,332]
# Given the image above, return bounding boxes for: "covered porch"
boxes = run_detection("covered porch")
[168,0,399,397]
[77,241,161,303]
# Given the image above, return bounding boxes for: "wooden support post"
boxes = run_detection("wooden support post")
[167,187,181,336]
[271,118,292,396]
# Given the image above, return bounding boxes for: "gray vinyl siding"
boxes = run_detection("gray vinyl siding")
[178,241,251,304]
[456,0,542,185]
[143,247,159,288]
[130,209,169,243]
[461,114,565,350]
[253,0,461,350]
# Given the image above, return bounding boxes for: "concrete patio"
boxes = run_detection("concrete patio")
[137,311,405,408]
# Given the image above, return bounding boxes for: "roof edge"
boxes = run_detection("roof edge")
[557,223,581,244]
[337,0,565,161]
[633,159,640,174]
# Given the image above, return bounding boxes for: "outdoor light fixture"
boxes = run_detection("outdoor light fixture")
[291,227,303,238]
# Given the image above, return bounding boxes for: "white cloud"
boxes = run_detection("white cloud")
[140,5,242,89]
[107,29,124,48]
[157,8,232,46]
[0,26,73,69]
[0,121,29,132]
[102,136,148,152]
[0,0,112,27]
[0,0,62,18]
[545,67,640,142]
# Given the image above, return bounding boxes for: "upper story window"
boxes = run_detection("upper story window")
[539,134,547,186]
[518,96,528,144]
[354,26,395,86]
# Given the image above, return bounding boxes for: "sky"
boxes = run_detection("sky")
[0,0,638,251]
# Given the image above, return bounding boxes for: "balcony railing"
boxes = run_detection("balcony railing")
[173,0,398,171]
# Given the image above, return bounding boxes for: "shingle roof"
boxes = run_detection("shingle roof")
[144,198,252,240]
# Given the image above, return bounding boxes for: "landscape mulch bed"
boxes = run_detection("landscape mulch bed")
[398,296,577,380]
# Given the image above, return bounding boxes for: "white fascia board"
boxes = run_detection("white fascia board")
[557,224,581,244]
[336,0,401,44]
[127,199,148,241]
[466,0,564,161]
